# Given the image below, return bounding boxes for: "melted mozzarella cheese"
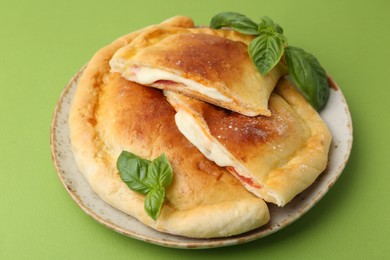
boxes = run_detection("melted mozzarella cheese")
[175,109,232,166]
[129,66,233,103]
[174,108,251,180]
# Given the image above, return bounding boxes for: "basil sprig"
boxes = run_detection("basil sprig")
[117,151,173,220]
[210,12,329,110]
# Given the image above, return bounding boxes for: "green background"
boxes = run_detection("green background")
[1,0,389,259]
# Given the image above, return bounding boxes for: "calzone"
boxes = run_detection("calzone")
[109,26,286,117]
[165,78,332,206]
[69,16,269,238]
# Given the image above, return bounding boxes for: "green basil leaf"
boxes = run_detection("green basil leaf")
[257,16,287,43]
[144,187,165,221]
[248,33,285,75]
[257,16,276,32]
[149,153,173,187]
[285,46,329,110]
[117,150,173,220]
[117,151,152,194]
[210,12,259,35]
[275,24,284,35]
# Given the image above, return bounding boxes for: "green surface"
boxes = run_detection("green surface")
[1,0,389,259]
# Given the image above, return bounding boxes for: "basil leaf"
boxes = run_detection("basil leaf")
[149,153,173,187]
[117,151,152,194]
[210,12,259,35]
[285,46,329,110]
[145,188,165,221]
[257,16,287,43]
[248,33,285,75]
[258,16,277,33]
[117,151,173,220]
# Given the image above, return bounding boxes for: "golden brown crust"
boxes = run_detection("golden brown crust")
[110,26,287,116]
[166,78,332,206]
[133,33,250,85]
[69,16,269,238]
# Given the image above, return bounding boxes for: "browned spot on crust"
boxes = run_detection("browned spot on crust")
[87,117,97,126]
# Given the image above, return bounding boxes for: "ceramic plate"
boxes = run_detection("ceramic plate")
[50,68,353,249]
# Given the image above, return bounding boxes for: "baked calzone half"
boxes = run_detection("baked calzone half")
[109,26,286,117]
[165,78,332,206]
[69,16,269,238]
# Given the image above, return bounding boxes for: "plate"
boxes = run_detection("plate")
[50,68,353,249]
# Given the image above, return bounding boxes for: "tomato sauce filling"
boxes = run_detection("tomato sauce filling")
[153,80,179,86]
[226,166,261,189]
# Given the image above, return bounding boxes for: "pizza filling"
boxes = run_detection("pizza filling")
[154,80,179,86]
[226,166,261,189]
[128,66,233,103]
